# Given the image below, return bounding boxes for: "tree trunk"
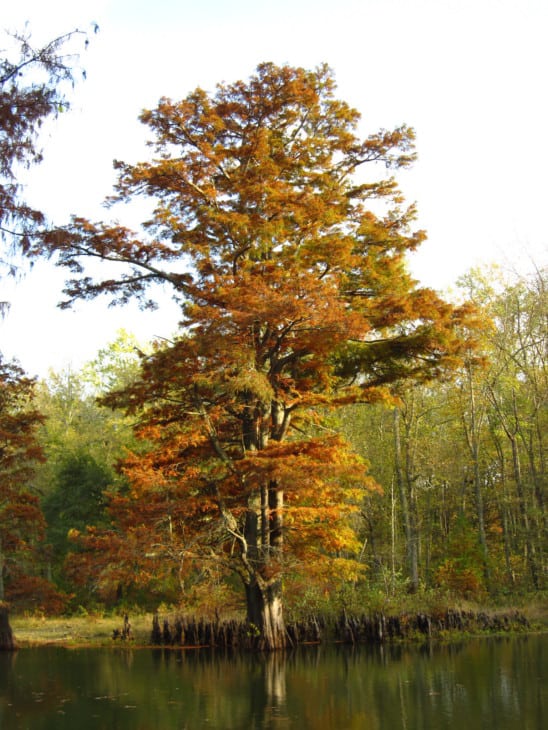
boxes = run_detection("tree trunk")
[488,385,540,589]
[509,433,539,589]
[393,407,419,592]
[245,577,286,650]
[0,542,5,602]
[471,443,491,588]
[0,602,16,651]
[488,416,516,586]
[462,366,491,589]
[242,479,286,650]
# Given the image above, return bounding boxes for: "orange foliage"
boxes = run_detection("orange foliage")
[0,357,60,609]
[5,571,69,615]
[47,65,481,618]
[434,559,486,600]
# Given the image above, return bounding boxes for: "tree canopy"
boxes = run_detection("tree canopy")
[39,63,481,648]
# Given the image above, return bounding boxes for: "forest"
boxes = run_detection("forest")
[0,30,546,650]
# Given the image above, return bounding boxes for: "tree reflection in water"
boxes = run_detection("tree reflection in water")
[0,637,545,729]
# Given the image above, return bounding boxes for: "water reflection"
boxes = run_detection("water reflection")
[0,635,545,729]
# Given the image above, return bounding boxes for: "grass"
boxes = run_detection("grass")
[10,612,154,647]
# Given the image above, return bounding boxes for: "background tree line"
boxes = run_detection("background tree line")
[343,266,546,601]
[1,265,544,616]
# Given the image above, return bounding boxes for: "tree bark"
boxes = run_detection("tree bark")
[488,385,540,589]
[393,407,419,592]
[0,602,16,651]
[509,433,539,589]
[0,542,5,602]
[242,480,287,650]
[462,366,491,589]
[245,578,286,650]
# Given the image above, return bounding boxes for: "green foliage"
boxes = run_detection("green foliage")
[0,356,67,612]
[42,451,112,564]
[336,267,546,603]
[35,364,135,490]
[20,266,543,616]
[80,329,146,394]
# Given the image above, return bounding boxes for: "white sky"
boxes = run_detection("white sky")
[1,0,547,378]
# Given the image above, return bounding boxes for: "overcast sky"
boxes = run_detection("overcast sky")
[1,0,547,377]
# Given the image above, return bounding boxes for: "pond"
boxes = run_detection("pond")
[0,635,545,729]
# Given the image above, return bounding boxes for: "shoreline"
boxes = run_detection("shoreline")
[9,603,547,650]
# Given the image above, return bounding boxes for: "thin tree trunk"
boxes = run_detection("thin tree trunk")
[516,404,546,580]
[404,417,421,592]
[471,440,491,586]
[390,478,396,587]
[489,424,515,585]
[509,434,539,589]
[487,385,540,589]
[462,365,491,588]
[393,407,419,592]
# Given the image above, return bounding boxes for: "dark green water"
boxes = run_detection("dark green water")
[0,635,545,729]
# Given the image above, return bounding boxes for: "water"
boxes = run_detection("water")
[0,635,545,729]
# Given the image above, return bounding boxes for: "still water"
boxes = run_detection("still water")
[0,635,545,729]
